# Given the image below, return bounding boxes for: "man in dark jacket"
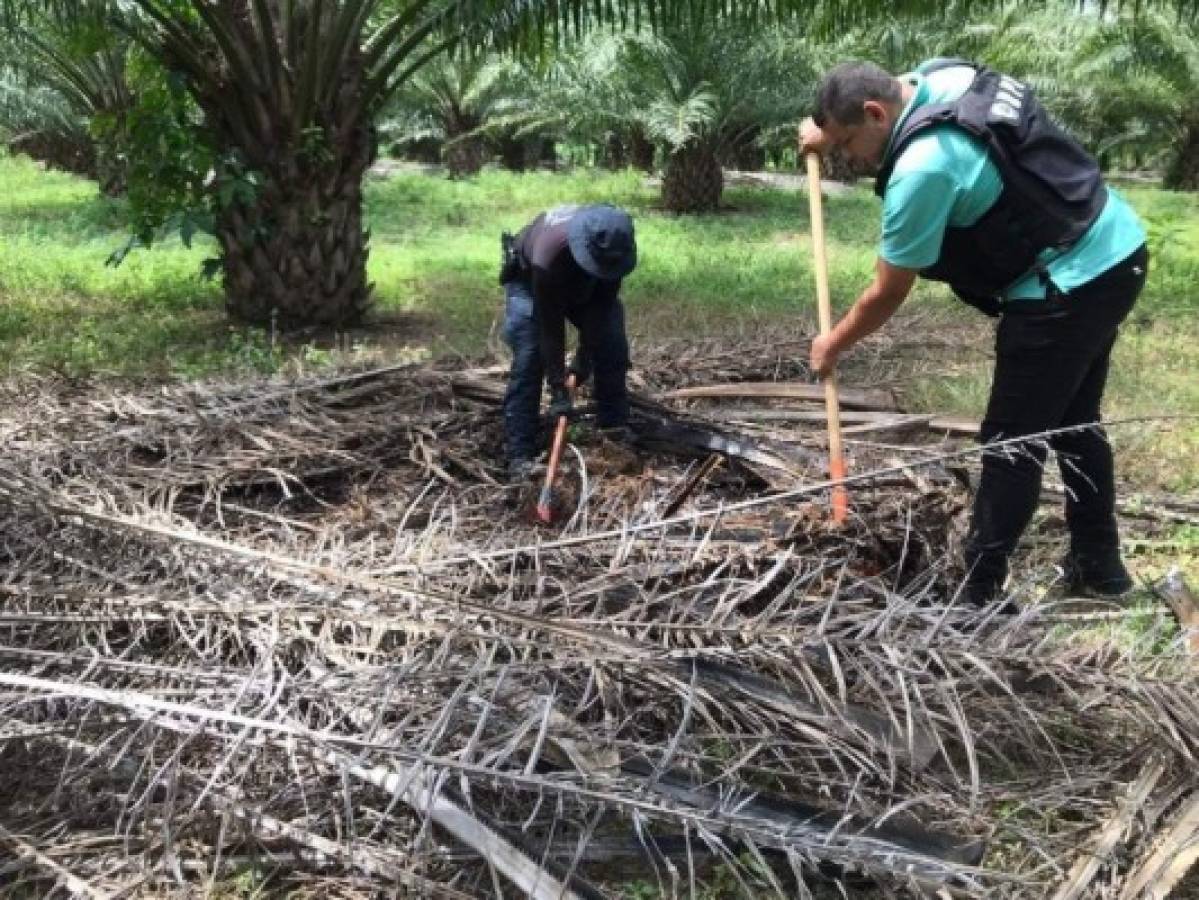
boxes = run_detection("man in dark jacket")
[799,59,1148,608]
[499,204,637,478]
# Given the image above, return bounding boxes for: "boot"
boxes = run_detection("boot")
[1058,548,1133,597]
[506,458,538,483]
[961,547,1019,615]
[597,424,636,445]
[961,575,1020,615]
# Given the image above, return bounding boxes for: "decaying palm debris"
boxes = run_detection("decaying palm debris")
[0,333,1196,898]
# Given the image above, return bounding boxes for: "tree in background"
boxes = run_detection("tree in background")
[506,23,816,211]
[829,1,1199,185]
[1,9,133,194]
[380,50,523,176]
[0,67,96,178]
[3,0,859,327]
[1070,11,1199,188]
[477,32,655,172]
[631,22,816,212]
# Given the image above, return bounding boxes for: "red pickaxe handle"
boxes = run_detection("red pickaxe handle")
[535,373,577,523]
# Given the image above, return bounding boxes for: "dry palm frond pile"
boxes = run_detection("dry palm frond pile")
[0,335,1197,899]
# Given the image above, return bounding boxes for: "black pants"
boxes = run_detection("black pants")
[965,245,1148,588]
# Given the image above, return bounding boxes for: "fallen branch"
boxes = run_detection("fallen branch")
[0,823,112,900]
[1051,757,1168,900]
[660,455,722,518]
[661,381,899,412]
[1119,792,1199,899]
[928,417,980,437]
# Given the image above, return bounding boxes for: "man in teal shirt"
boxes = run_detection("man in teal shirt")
[800,59,1148,609]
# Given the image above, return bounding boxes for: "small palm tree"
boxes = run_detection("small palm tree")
[1,12,133,194]
[487,31,654,171]
[0,69,94,175]
[381,50,520,177]
[632,23,817,212]
[1070,12,1199,187]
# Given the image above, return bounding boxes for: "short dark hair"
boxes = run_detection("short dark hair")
[814,62,901,127]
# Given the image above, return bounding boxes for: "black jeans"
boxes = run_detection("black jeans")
[965,244,1148,589]
[501,281,630,462]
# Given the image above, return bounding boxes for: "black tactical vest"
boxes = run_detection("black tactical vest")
[874,60,1108,315]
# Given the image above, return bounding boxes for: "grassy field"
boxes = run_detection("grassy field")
[1,150,1196,503]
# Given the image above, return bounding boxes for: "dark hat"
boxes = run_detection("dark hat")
[567,204,637,281]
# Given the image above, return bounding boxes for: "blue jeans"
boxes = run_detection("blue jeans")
[501,281,630,462]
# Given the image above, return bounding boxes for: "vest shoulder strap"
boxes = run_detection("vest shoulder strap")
[915,57,975,77]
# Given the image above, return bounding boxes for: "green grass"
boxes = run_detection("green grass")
[364,166,881,350]
[0,155,881,376]
[1,150,1197,500]
[0,155,228,376]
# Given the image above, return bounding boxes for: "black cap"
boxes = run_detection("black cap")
[567,204,637,281]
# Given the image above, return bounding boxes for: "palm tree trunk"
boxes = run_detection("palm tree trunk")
[497,133,528,171]
[216,145,373,327]
[444,113,485,177]
[195,26,377,328]
[601,132,627,169]
[661,141,723,213]
[444,138,485,176]
[629,126,655,172]
[10,131,96,180]
[1165,111,1199,190]
[95,126,127,197]
[724,124,765,170]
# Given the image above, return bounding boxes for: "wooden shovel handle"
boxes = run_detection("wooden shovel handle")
[804,151,849,523]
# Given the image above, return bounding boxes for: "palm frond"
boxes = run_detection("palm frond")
[644,87,716,148]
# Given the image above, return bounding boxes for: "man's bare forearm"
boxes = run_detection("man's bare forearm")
[810,259,916,376]
[828,279,906,352]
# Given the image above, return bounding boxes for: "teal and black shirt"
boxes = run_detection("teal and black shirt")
[879,59,1145,301]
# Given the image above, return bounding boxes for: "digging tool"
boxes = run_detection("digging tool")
[535,373,578,524]
[804,150,849,524]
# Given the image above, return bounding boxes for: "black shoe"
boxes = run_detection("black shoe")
[506,458,537,482]
[961,546,1010,608]
[1058,551,1133,597]
[961,577,1020,616]
[963,576,1000,608]
[597,424,636,444]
